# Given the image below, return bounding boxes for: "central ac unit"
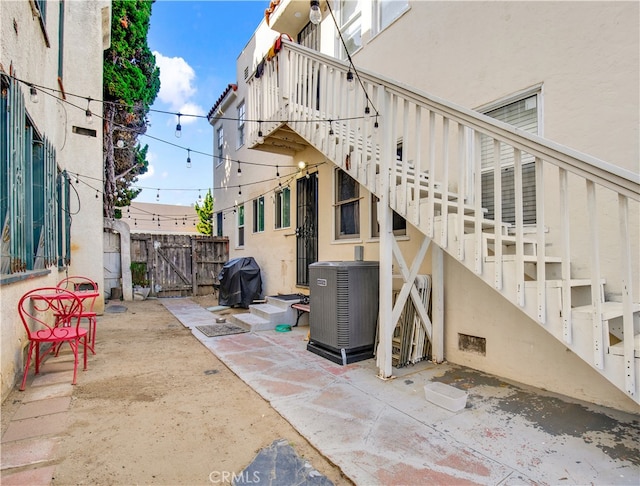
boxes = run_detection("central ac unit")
[307,261,379,365]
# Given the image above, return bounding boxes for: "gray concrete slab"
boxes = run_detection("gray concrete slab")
[161,298,640,486]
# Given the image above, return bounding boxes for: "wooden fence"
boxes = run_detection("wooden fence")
[130,234,228,298]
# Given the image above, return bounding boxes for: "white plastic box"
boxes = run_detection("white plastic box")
[424,382,468,412]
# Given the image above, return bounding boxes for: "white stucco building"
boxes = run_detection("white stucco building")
[211,1,639,413]
[0,0,110,401]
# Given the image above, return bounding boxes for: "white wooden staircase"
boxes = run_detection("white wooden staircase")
[247,40,640,405]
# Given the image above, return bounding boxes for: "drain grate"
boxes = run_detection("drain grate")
[195,324,248,338]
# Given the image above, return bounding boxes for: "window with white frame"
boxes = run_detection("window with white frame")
[237,102,245,148]
[335,169,360,239]
[215,126,224,167]
[370,195,406,237]
[237,204,245,247]
[274,187,290,229]
[252,196,265,233]
[337,0,362,60]
[480,91,540,225]
[374,0,409,35]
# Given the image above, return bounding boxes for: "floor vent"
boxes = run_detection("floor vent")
[458,333,486,355]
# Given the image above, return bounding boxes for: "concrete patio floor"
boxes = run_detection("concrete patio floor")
[162,297,640,486]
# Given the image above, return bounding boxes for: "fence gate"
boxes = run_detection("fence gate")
[130,234,228,298]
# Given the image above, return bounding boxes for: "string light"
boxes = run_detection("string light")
[29,85,38,103]
[346,71,355,91]
[328,120,334,136]
[309,0,322,24]
[175,113,182,138]
[156,189,160,201]
[276,165,280,177]
[85,97,93,124]
[186,149,192,168]
[238,185,242,196]
[237,162,242,176]
[257,121,264,144]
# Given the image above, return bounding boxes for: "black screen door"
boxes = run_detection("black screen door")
[296,174,318,286]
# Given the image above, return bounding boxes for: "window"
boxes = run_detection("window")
[371,195,406,237]
[275,187,291,229]
[252,196,265,233]
[216,211,223,237]
[480,92,540,224]
[237,204,245,247]
[337,0,362,60]
[1,75,68,276]
[374,0,409,34]
[237,102,245,148]
[335,169,360,239]
[215,126,224,167]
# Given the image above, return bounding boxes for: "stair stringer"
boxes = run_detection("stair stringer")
[248,41,640,405]
[289,105,640,403]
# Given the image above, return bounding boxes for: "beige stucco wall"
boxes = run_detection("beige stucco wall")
[0,0,108,402]
[215,2,639,412]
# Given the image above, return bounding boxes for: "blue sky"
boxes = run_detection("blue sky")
[135,0,268,206]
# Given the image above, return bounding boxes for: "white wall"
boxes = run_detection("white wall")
[0,0,108,402]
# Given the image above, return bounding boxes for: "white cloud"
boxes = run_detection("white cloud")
[154,51,207,127]
[154,51,199,112]
[177,102,206,125]
[138,164,155,180]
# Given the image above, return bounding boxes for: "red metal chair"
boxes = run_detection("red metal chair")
[57,276,99,354]
[19,287,89,391]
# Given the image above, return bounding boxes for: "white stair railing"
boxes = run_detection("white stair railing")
[248,40,640,403]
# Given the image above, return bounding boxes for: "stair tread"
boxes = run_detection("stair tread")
[609,333,640,357]
[484,255,562,263]
[524,278,605,288]
[572,301,640,320]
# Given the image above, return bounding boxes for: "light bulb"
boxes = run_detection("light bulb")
[30,86,39,103]
[346,71,355,91]
[175,113,182,138]
[186,149,192,168]
[257,130,264,144]
[309,0,321,24]
[85,98,93,124]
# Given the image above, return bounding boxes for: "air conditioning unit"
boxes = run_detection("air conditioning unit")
[307,261,379,365]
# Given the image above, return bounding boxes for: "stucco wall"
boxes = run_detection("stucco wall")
[216,1,639,412]
[0,0,108,402]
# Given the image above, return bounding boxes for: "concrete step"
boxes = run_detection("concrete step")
[229,312,274,332]
[250,303,288,322]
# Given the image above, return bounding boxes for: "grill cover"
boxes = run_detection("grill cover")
[218,257,263,308]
